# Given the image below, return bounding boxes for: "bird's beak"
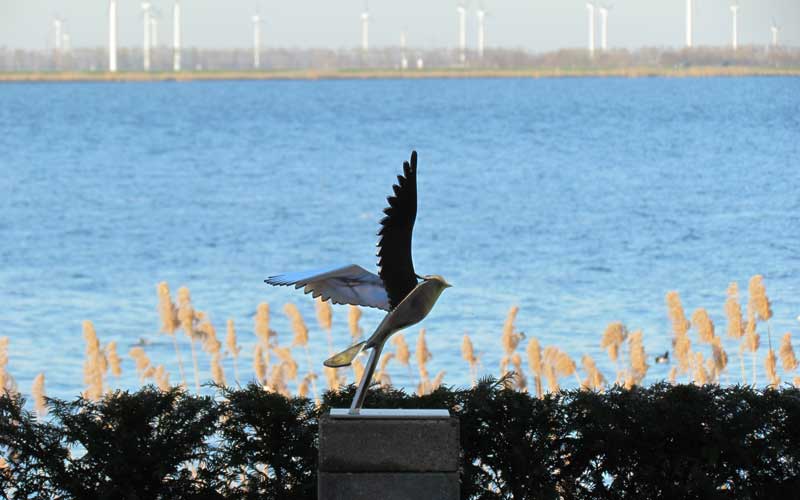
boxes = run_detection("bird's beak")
[445,281,453,288]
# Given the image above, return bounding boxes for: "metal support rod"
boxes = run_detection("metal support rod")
[349,342,384,415]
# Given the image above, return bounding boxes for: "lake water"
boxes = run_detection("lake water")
[1,77,798,400]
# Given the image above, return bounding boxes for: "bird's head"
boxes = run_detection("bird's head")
[419,274,452,289]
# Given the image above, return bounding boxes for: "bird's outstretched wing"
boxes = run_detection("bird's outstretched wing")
[377,151,419,310]
[265,264,390,311]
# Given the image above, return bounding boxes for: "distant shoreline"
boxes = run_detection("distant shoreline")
[1,66,799,83]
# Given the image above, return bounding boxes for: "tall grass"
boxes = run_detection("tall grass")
[3,274,799,410]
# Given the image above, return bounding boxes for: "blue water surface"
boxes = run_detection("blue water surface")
[0,77,798,400]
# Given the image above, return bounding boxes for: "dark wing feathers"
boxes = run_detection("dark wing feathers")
[377,151,419,309]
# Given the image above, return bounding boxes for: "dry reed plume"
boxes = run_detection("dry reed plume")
[748,275,774,382]
[666,291,690,338]
[199,320,227,386]
[749,275,773,323]
[710,337,728,383]
[555,349,581,388]
[626,330,648,388]
[691,309,715,343]
[726,282,746,383]
[416,329,433,395]
[526,338,543,397]
[693,353,710,385]
[601,322,626,363]
[461,335,479,386]
[765,349,779,388]
[31,373,46,417]
[225,319,241,385]
[129,347,155,381]
[284,304,309,348]
[253,344,267,384]
[581,355,606,391]
[268,364,289,397]
[510,353,527,391]
[82,321,107,401]
[348,305,363,342]
[742,308,760,384]
[272,347,299,382]
[298,373,317,398]
[157,282,179,334]
[199,321,221,354]
[725,282,744,339]
[392,334,411,366]
[391,333,413,383]
[779,333,798,372]
[323,366,343,391]
[538,346,578,394]
[352,359,365,386]
[666,292,693,378]
[375,352,395,388]
[500,307,521,377]
[254,303,273,347]
[315,298,334,353]
[431,371,446,392]
[157,282,186,386]
[177,286,202,391]
[106,342,122,377]
[153,365,170,391]
[284,304,317,400]
[0,337,15,396]
[210,353,226,386]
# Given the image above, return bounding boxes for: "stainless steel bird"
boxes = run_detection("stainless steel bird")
[265,151,451,414]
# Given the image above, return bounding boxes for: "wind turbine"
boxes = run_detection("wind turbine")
[457,3,466,63]
[400,30,408,69]
[685,0,693,48]
[62,27,71,53]
[598,4,611,51]
[150,9,160,49]
[730,3,739,51]
[361,4,369,53]
[252,13,263,69]
[586,2,595,58]
[109,0,118,72]
[770,19,779,48]
[142,2,152,71]
[52,17,63,52]
[173,0,182,71]
[476,6,486,59]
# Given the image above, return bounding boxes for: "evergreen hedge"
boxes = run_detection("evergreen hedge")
[2,380,799,499]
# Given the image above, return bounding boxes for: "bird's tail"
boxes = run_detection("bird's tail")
[324,341,366,368]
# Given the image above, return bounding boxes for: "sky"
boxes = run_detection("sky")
[0,0,797,51]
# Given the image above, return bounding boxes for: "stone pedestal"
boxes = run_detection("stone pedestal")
[318,409,459,500]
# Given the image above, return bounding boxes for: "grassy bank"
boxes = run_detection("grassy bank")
[1,66,799,83]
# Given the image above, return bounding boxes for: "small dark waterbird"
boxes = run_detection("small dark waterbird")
[265,151,451,413]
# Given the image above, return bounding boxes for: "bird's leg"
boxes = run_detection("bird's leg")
[349,341,384,415]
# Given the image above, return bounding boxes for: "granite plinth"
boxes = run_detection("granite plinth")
[318,409,459,500]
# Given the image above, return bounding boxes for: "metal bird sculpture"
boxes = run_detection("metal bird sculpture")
[265,151,451,414]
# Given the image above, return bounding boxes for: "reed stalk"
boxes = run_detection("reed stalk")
[315,297,334,353]
[157,282,186,386]
[461,334,478,387]
[0,337,10,396]
[31,373,46,417]
[177,287,201,392]
[226,319,241,386]
[348,305,363,343]
[416,329,433,395]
